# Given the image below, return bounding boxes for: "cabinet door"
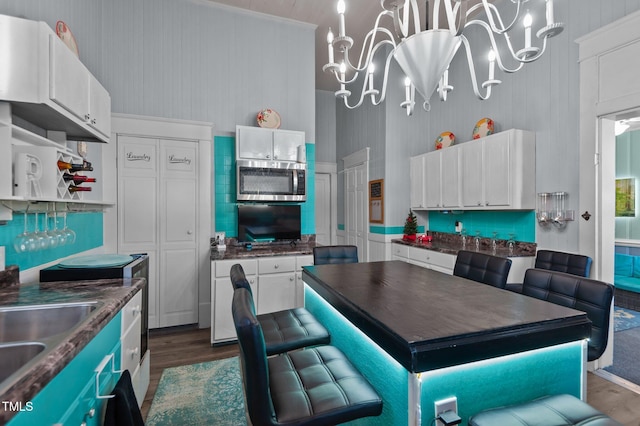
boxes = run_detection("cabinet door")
[213,276,258,342]
[159,141,198,327]
[49,34,89,120]
[258,273,297,314]
[410,155,425,208]
[273,130,304,161]
[461,141,484,207]
[441,147,460,208]
[484,135,511,207]
[295,255,314,307]
[424,152,441,208]
[237,126,273,160]
[88,73,111,137]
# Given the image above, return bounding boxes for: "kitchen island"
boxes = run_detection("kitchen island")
[302,261,591,425]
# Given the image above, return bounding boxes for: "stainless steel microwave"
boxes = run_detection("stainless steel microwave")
[237,159,306,202]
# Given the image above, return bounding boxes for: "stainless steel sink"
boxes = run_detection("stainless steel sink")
[0,302,99,343]
[0,343,46,383]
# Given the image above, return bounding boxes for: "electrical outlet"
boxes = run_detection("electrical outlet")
[435,396,458,426]
[214,232,226,249]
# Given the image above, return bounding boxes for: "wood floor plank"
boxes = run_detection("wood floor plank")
[140,327,640,425]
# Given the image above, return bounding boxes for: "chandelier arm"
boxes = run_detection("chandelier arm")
[451,0,467,37]
[343,14,396,72]
[465,19,525,73]
[460,36,492,101]
[466,0,523,35]
[517,35,549,63]
[333,68,361,85]
[443,0,458,34]
[432,0,441,29]
[409,0,421,35]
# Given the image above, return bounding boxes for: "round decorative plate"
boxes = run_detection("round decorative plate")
[435,131,455,150]
[58,254,134,268]
[472,117,495,139]
[55,21,79,57]
[256,109,281,129]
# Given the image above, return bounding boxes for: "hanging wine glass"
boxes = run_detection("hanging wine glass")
[13,212,32,253]
[44,210,59,249]
[52,210,66,247]
[63,212,76,245]
[34,212,49,251]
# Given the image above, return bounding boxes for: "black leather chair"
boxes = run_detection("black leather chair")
[232,287,383,426]
[521,268,614,361]
[535,249,593,277]
[469,394,622,426]
[313,245,359,265]
[230,264,330,356]
[453,250,512,289]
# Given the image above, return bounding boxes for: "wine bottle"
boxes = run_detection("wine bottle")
[57,160,93,173]
[63,173,97,184]
[68,185,92,193]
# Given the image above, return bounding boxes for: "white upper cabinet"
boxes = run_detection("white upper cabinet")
[0,14,110,143]
[236,125,304,162]
[411,129,535,211]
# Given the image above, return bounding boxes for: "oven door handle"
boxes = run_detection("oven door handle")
[292,170,299,195]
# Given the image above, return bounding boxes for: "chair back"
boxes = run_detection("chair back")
[522,268,614,361]
[230,263,252,294]
[453,250,512,289]
[534,250,592,277]
[313,245,359,265]
[231,287,277,425]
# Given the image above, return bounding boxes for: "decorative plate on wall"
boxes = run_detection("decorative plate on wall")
[472,117,495,139]
[55,21,79,57]
[257,109,281,129]
[435,131,455,150]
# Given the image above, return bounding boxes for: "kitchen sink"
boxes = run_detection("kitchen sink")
[0,302,99,343]
[0,343,46,383]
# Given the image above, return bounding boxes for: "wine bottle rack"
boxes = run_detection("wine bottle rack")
[56,151,85,201]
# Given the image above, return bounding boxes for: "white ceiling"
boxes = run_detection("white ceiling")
[205,0,427,92]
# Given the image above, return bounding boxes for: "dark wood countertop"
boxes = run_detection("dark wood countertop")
[302,261,591,373]
[0,278,145,424]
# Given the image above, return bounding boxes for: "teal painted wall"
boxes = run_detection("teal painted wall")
[616,130,640,240]
[214,136,315,238]
[0,212,103,271]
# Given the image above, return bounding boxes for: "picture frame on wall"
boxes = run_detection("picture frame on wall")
[616,178,636,217]
[369,179,384,223]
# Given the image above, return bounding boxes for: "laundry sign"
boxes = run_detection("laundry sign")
[165,148,196,173]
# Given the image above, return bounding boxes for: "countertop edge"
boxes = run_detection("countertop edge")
[0,278,145,424]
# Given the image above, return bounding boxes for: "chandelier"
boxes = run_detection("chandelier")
[323,0,564,115]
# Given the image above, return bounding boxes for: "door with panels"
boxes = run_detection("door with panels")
[117,136,198,328]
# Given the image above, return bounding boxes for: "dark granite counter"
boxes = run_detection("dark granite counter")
[211,242,317,260]
[0,278,145,424]
[392,231,537,258]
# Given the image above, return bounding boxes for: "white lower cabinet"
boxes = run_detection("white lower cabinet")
[211,254,310,344]
[391,243,534,283]
[120,290,148,406]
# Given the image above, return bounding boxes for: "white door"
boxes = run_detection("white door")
[159,141,198,327]
[315,173,331,245]
[344,163,368,262]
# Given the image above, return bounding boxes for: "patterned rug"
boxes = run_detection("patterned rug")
[146,356,247,426]
[613,306,640,332]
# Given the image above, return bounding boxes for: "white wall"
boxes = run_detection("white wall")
[0,0,316,137]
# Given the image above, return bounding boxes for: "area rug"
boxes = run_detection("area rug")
[613,306,640,332]
[603,326,640,385]
[146,356,247,426]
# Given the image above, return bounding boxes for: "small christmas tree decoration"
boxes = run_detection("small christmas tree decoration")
[403,210,418,241]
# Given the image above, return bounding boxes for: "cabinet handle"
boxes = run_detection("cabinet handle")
[91,118,97,125]
[187,230,193,235]
[132,305,141,317]
[95,353,123,400]
[87,408,96,418]
[289,276,294,281]
[266,154,271,159]
[84,113,91,120]
[274,155,278,159]
[274,264,279,269]
[250,279,255,284]
[129,347,140,358]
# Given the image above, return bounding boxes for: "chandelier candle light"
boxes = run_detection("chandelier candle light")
[323,0,564,115]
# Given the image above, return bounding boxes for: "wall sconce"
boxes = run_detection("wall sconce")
[537,192,574,228]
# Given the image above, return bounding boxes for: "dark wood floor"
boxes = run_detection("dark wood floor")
[141,327,640,425]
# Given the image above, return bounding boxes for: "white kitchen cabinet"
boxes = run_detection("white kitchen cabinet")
[236,125,304,162]
[411,129,535,211]
[120,290,148,406]
[211,254,309,345]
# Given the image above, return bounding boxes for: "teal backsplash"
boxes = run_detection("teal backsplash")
[428,210,536,242]
[214,136,315,237]
[0,212,104,271]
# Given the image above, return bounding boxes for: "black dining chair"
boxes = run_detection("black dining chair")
[232,286,383,426]
[230,263,330,356]
[313,245,359,265]
[453,250,512,289]
[534,249,593,277]
[520,268,613,362]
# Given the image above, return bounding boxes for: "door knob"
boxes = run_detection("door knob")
[187,230,193,235]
